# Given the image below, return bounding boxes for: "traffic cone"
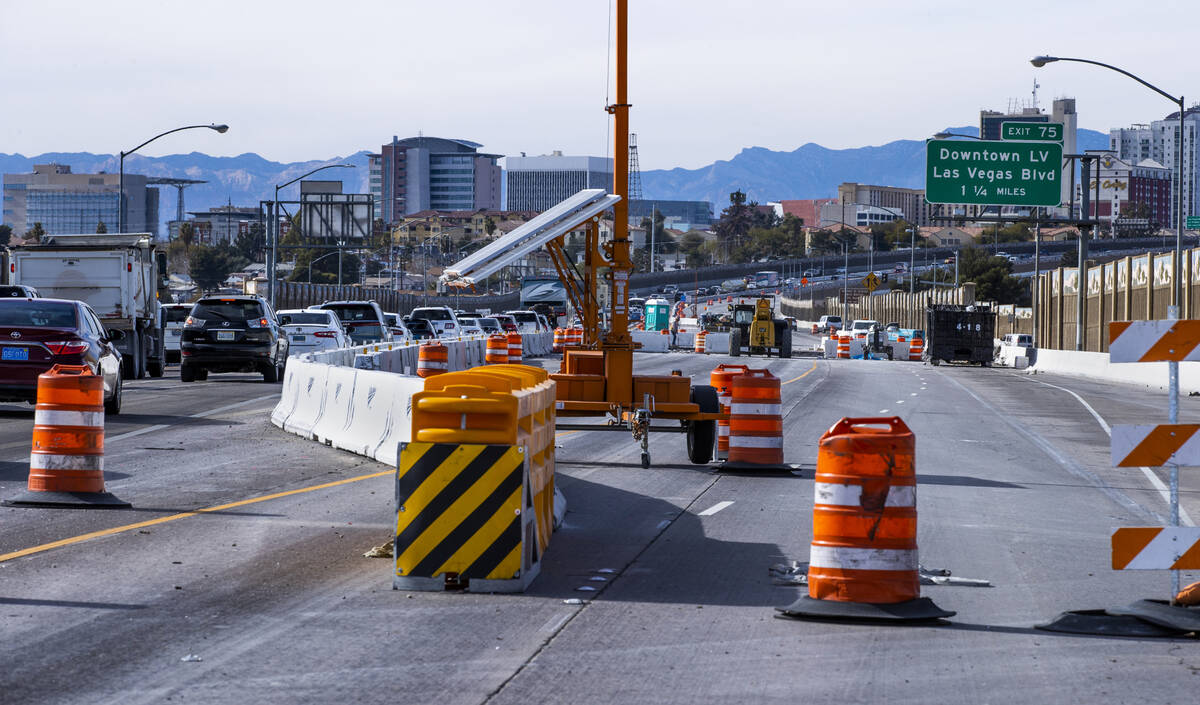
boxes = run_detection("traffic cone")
[5,365,129,508]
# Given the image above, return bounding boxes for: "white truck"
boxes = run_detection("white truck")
[8,233,167,379]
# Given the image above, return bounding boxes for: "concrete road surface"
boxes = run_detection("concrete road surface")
[2,347,1199,704]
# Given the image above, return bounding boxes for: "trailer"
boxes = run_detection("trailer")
[9,233,168,379]
[925,303,994,366]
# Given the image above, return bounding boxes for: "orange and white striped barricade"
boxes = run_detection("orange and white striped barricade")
[908,336,924,362]
[724,369,790,470]
[777,417,952,621]
[485,334,508,364]
[710,364,749,462]
[836,335,851,359]
[4,365,129,508]
[694,330,708,354]
[566,327,583,349]
[417,341,449,378]
[552,327,566,353]
[506,331,523,364]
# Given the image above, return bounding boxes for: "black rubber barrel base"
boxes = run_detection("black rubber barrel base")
[776,596,955,623]
[4,490,131,509]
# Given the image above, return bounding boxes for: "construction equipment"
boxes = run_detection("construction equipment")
[728,298,792,358]
[437,0,721,469]
[925,304,994,366]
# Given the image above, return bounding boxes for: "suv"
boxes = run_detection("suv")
[818,315,842,333]
[505,310,543,333]
[409,306,461,338]
[491,313,519,333]
[180,294,287,383]
[402,317,437,340]
[0,285,41,298]
[312,301,393,345]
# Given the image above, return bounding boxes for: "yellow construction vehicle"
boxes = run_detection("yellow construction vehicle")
[729,297,792,357]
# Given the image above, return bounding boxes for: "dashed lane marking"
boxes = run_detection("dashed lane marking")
[697,501,734,516]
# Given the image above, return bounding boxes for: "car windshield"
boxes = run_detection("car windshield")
[163,306,191,323]
[192,300,264,322]
[281,312,332,325]
[510,312,538,324]
[0,300,76,327]
[411,309,452,321]
[323,304,378,322]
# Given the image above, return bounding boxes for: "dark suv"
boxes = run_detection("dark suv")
[179,295,287,382]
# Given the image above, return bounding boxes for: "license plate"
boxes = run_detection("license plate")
[2,347,29,361]
[216,331,236,341]
[168,330,180,337]
[291,335,306,342]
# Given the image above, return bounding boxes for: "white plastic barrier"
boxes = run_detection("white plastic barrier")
[822,337,838,358]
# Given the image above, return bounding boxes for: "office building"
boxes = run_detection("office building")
[1078,151,1172,228]
[372,136,502,223]
[1110,105,1200,227]
[505,152,613,211]
[3,163,158,237]
[627,199,713,229]
[169,205,259,244]
[775,198,838,227]
[829,183,931,226]
[979,98,1078,212]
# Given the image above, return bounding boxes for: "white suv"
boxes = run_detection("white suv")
[409,306,462,338]
[505,310,543,333]
[310,300,393,345]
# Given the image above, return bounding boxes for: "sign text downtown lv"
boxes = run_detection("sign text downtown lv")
[925,139,1063,207]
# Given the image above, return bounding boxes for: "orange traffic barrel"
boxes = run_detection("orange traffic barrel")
[4,365,129,508]
[417,341,449,378]
[727,369,784,467]
[710,364,749,461]
[485,334,509,364]
[506,331,523,364]
[811,323,819,335]
[566,327,583,348]
[909,337,924,362]
[776,417,953,622]
[836,335,851,359]
[552,327,566,353]
[694,330,707,354]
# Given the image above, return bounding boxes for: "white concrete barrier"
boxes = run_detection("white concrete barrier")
[1030,348,1200,393]
[632,330,670,352]
[282,362,330,438]
[704,332,731,355]
[312,366,358,445]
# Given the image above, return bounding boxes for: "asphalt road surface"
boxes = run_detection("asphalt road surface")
[2,343,1199,704]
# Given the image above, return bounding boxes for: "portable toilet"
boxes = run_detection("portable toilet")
[643,297,672,331]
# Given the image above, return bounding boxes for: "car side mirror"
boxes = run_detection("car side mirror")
[106,329,126,341]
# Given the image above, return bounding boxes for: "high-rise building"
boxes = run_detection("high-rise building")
[371,136,502,223]
[1110,106,1200,227]
[1077,151,1172,228]
[505,152,614,212]
[2,164,159,237]
[980,97,1077,211]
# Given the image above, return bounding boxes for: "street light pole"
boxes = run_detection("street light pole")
[118,123,228,233]
[270,163,355,306]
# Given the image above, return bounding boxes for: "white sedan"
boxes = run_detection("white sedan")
[278,309,349,355]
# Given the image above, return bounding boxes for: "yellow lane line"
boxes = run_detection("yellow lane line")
[782,361,819,385]
[0,469,394,564]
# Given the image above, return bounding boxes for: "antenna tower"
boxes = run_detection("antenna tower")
[1032,79,1041,111]
[628,132,643,201]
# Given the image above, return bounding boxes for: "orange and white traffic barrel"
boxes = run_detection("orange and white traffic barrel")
[485,334,509,364]
[776,417,952,621]
[710,364,749,461]
[909,337,924,362]
[552,327,566,353]
[4,364,128,508]
[566,327,583,349]
[417,341,449,378]
[694,330,708,354]
[836,335,851,359]
[811,323,819,335]
[506,331,523,364]
[727,369,784,467]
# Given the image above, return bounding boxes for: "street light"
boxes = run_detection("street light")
[932,131,982,140]
[1034,54,1187,597]
[270,163,355,306]
[118,123,228,233]
[308,249,339,283]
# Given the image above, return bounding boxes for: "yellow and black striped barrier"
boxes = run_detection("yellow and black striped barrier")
[394,441,541,592]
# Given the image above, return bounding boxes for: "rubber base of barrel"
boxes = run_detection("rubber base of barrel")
[775,596,955,623]
[1036,600,1200,638]
[3,490,131,509]
[718,461,804,474]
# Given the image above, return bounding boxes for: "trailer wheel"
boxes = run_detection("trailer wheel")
[686,385,718,464]
[729,329,741,357]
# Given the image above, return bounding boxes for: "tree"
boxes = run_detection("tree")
[678,231,709,268]
[232,222,265,263]
[958,246,1029,304]
[714,191,754,260]
[178,222,196,251]
[95,220,108,233]
[484,216,497,237]
[0,224,11,246]
[26,222,46,242]
[188,245,240,291]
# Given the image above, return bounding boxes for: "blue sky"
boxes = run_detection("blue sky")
[2,0,1195,170]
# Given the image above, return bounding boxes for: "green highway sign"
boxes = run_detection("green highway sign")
[926,139,1063,207]
[1188,216,1200,229]
[1001,121,1064,142]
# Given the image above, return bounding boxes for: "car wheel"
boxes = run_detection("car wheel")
[104,374,123,415]
[148,358,164,378]
[197,369,208,381]
[180,363,196,383]
[262,363,279,383]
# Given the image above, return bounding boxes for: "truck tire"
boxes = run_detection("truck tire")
[148,357,164,378]
[121,331,138,380]
[136,331,147,379]
[780,328,793,358]
[686,385,718,464]
[729,329,741,357]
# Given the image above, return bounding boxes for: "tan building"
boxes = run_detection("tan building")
[836,182,932,226]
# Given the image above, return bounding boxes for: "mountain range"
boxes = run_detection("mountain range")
[0,127,1110,233]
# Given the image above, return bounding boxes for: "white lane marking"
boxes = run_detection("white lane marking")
[697,501,734,516]
[879,409,889,414]
[910,392,918,396]
[896,400,905,404]
[540,612,574,634]
[1031,379,1194,527]
[107,394,279,444]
